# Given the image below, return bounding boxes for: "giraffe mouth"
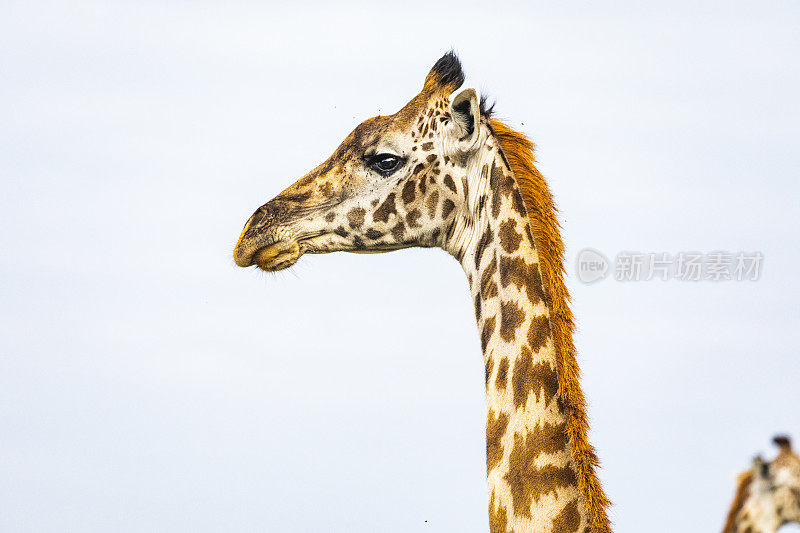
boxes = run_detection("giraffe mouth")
[233,225,304,271]
[249,241,303,272]
[233,215,305,271]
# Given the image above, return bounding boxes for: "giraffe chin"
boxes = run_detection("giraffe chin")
[253,241,302,272]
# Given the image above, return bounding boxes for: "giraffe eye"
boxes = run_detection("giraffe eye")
[368,154,404,176]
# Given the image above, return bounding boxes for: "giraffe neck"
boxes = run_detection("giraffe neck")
[724,473,783,533]
[447,135,590,532]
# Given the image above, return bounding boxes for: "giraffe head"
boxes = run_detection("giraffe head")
[233,52,486,271]
[726,435,800,532]
[757,436,800,524]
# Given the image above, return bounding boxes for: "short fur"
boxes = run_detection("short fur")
[490,119,613,532]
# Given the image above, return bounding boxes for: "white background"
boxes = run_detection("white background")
[2,1,799,531]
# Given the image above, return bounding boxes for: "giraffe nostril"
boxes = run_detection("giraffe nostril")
[247,207,269,230]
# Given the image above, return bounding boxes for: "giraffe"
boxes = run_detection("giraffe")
[233,52,611,532]
[723,436,800,533]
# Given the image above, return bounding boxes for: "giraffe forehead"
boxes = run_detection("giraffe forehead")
[773,450,800,472]
[774,462,800,484]
[290,96,451,200]
[334,105,432,157]
[299,115,402,184]
[309,83,453,179]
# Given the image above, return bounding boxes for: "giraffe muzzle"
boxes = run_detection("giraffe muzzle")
[234,202,305,271]
[251,241,302,271]
[234,231,303,271]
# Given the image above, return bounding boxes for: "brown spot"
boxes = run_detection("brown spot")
[489,491,509,533]
[319,181,334,198]
[492,161,515,196]
[373,193,397,223]
[481,315,496,352]
[490,176,502,218]
[499,255,546,305]
[480,255,499,300]
[353,235,364,249]
[512,345,559,409]
[413,163,425,175]
[486,410,509,474]
[524,224,534,245]
[444,174,457,193]
[532,360,559,407]
[406,208,422,228]
[444,219,456,242]
[421,141,434,151]
[401,180,416,205]
[528,315,551,353]
[426,191,439,218]
[297,174,315,187]
[281,191,312,203]
[418,176,427,195]
[553,498,581,533]
[499,300,525,342]
[511,189,527,216]
[496,358,509,391]
[442,198,455,218]
[324,212,336,222]
[498,219,523,254]
[504,429,576,517]
[474,226,494,268]
[347,207,366,229]
[474,293,482,321]
[334,226,348,238]
[365,228,383,240]
[391,221,406,240]
[485,354,493,386]
[512,346,532,409]
[489,161,515,218]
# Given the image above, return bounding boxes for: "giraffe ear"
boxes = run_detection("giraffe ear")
[448,88,480,152]
[753,455,770,479]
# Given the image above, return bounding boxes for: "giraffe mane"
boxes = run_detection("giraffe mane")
[722,469,754,532]
[489,119,613,531]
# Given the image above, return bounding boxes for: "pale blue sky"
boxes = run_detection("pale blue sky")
[2,1,799,531]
